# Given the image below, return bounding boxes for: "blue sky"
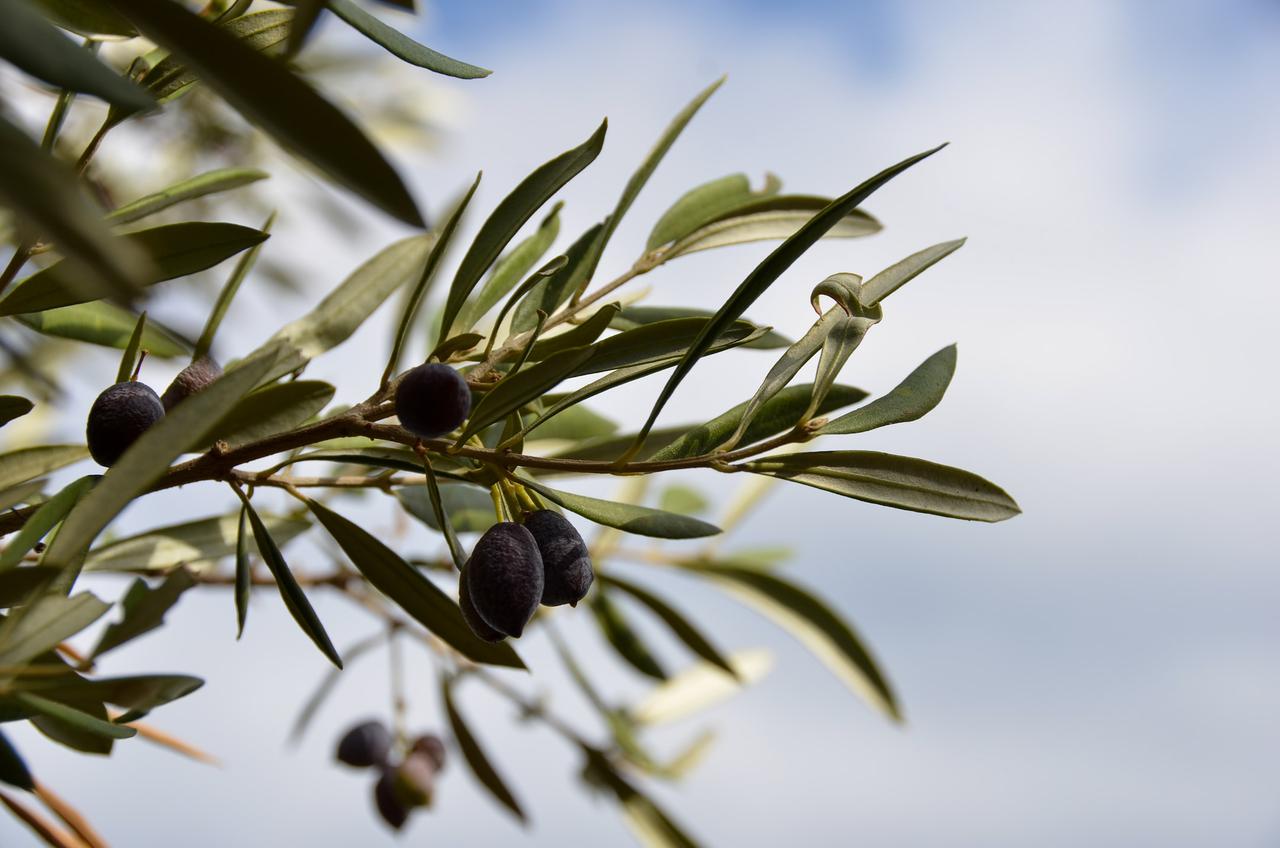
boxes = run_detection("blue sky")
[4,1,1279,846]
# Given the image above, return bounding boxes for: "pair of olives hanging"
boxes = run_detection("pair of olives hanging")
[85,356,221,466]
[460,512,595,642]
[335,719,446,831]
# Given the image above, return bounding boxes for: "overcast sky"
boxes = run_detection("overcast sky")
[4,1,1279,846]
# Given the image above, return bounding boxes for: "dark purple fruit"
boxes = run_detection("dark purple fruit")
[464,522,544,638]
[394,752,436,808]
[373,769,409,831]
[335,720,391,768]
[458,565,506,643]
[523,510,593,607]
[410,734,446,772]
[160,355,222,410]
[394,363,471,438]
[86,382,164,467]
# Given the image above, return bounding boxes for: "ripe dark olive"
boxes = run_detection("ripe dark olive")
[160,355,222,411]
[464,522,544,638]
[394,363,471,438]
[458,566,507,643]
[394,752,436,808]
[373,769,409,831]
[86,382,164,467]
[523,510,594,607]
[410,734,446,772]
[335,719,391,768]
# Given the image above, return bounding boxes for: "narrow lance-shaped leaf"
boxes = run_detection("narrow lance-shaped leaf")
[42,351,278,580]
[517,476,721,540]
[648,383,868,462]
[32,0,136,36]
[195,211,274,360]
[456,202,561,333]
[0,0,153,113]
[201,380,335,449]
[630,144,946,454]
[661,195,880,261]
[679,563,900,720]
[421,456,466,570]
[821,344,957,435]
[0,730,34,790]
[0,591,109,666]
[384,173,480,387]
[565,77,724,300]
[0,222,269,316]
[12,693,136,740]
[458,346,593,441]
[801,309,879,421]
[0,476,97,572]
[566,316,761,377]
[243,232,434,384]
[439,120,607,340]
[115,311,147,384]
[84,510,309,575]
[581,748,702,848]
[234,504,250,638]
[631,650,773,726]
[327,0,490,79]
[601,573,735,676]
[859,238,966,306]
[104,0,423,225]
[0,113,151,303]
[106,168,269,226]
[17,302,188,358]
[610,305,790,350]
[590,591,667,680]
[746,450,1021,522]
[526,303,619,361]
[0,396,34,428]
[646,172,780,252]
[441,676,527,822]
[236,492,342,668]
[91,568,195,657]
[24,674,204,717]
[306,500,526,669]
[0,445,88,492]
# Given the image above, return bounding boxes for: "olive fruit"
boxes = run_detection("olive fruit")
[458,565,507,643]
[335,720,391,768]
[86,382,164,467]
[394,363,471,438]
[410,734,446,772]
[523,510,594,607]
[393,752,436,808]
[373,769,409,831]
[160,355,222,411]
[464,522,544,638]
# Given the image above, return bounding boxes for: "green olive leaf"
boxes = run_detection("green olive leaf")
[442,676,528,822]
[327,0,490,79]
[439,120,607,339]
[0,222,269,316]
[820,345,957,436]
[518,476,721,539]
[106,168,269,226]
[745,450,1021,522]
